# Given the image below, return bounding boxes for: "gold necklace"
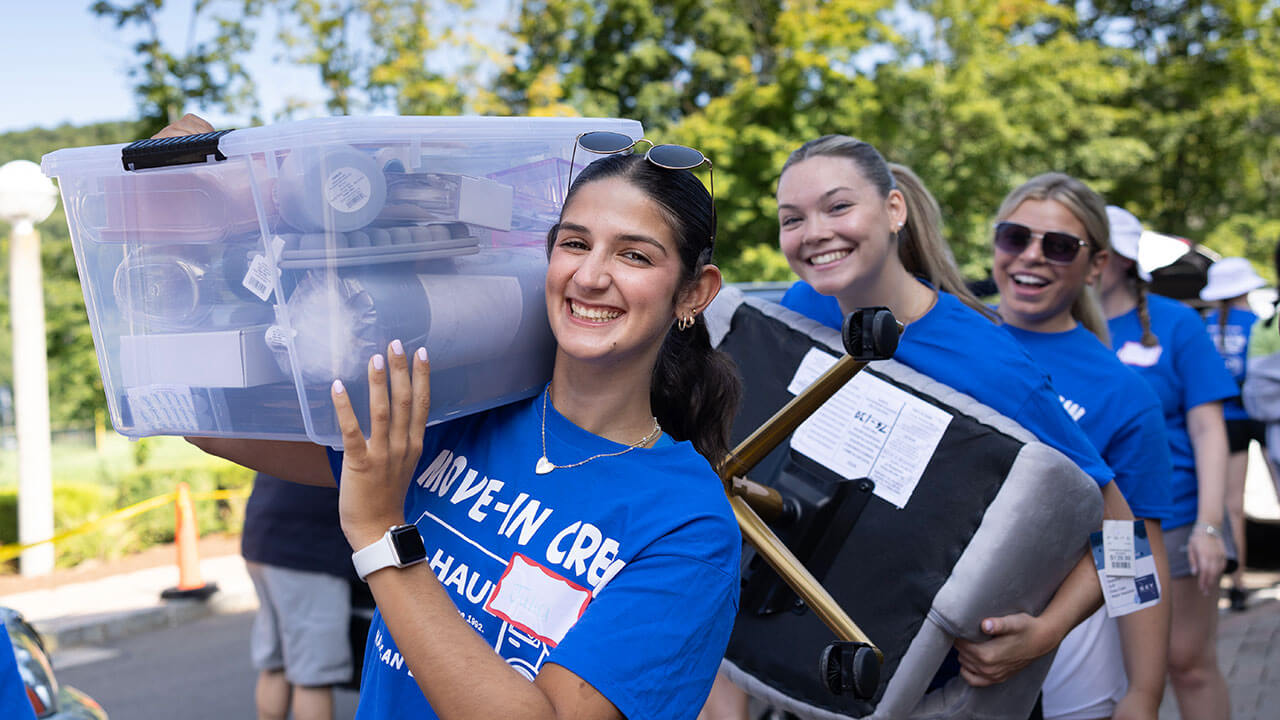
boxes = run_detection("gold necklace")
[535,385,661,475]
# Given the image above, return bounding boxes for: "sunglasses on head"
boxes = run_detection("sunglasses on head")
[568,131,716,245]
[993,221,1090,265]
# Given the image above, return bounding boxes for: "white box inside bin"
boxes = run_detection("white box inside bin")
[120,326,286,388]
[458,175,514,230]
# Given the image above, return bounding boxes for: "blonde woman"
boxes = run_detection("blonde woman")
[992,174,1173,720]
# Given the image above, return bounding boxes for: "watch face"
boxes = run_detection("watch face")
[390,525,427,563]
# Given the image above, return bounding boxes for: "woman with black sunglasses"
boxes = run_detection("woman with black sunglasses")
[992,174,1174,720]
[1099,206,1236,720]
[703,137,1133,719]
[164,115,743,720]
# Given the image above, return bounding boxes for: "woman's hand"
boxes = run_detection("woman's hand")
[953,613,1057,687]
[332,339,431,551]
[152,113,214,138]
[1187,526,1227,595]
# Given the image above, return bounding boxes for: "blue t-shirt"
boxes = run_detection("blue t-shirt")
[1,635,36,720]
[1109,293,1238,529]
[781,281,1114,487]
[329,394,740,720]
[1203,307,1256,421]
[1004,324,1173,521]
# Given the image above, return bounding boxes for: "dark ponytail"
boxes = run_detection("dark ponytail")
[550,153,741,464]
[651,317,741,463]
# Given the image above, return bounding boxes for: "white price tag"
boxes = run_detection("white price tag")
[1091,521,1161,617]
[242,253,277,301]
[1103,519,1135,577]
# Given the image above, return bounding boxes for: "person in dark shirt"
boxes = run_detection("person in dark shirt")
[242,472,357,720]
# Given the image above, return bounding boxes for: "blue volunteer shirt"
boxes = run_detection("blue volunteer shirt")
[1109,293,1238,529]
[781,280,1115,487]
[1,635,36,720]
[1005,324,1174,521]
[329,393,740,720]
[1203,307,1256,421]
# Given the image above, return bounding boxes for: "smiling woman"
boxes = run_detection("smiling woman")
[177,120,745,718]
[704,140,1130,719]
[991,173,1175,720]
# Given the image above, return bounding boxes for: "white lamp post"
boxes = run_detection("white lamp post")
[0,160,59,576]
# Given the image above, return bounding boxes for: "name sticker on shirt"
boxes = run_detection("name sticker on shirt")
[1116,341,1163,367]
[1091,520,1161,617]
[485,553,591,648]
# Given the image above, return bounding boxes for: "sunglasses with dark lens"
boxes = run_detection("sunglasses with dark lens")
[568,131,715,244]
[993,221,1089,265]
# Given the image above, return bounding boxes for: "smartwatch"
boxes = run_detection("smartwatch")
[352,524,428,581]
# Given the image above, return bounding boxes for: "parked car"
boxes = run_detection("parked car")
[2,608,107,719]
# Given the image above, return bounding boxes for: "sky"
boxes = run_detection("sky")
[0,1,328,134]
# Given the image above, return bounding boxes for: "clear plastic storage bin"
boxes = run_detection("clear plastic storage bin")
[42,116,643,446]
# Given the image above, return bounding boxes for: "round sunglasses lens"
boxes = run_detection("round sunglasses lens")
[578,131,636,154]
[647,144,705,170]
[994,223,1031,254]
[1043,233,1082,263]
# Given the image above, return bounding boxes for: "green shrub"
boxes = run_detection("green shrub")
[0,464,253,571]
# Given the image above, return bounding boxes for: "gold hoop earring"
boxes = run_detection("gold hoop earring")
[677,314,695,331]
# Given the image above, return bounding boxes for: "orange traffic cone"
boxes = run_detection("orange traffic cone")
[161,482,219,600]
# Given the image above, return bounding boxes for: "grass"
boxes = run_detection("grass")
[0,432,225,489]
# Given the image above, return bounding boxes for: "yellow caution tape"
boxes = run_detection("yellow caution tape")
[0,486,251,563]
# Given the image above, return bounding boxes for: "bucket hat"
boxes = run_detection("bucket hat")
[1106,205,1151,281]
[1200,257,1267,301]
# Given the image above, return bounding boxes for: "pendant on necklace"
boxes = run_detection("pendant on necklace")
[535,456,555,475]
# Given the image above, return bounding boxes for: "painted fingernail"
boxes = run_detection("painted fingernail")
[391,339,404,356]
[416,347,427,362]
[332,379,345,395]
[372,354,385,371]
[982,620,994,633]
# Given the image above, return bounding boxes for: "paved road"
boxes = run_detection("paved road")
[52,610,361,720]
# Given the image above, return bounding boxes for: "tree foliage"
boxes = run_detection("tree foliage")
[0,122,146,428]
[91,1,265,136]
[6,0,1279,429]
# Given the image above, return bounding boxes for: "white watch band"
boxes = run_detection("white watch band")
[352,533,395,582]
[352,525,425,581]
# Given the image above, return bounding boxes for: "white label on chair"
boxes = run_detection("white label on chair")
[787,346,839,394]
[790,359,952,509]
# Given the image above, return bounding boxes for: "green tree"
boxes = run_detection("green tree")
[273,0,497,116]
[0,122,145,429]
[91,0,265,136]
[1077,0,1280,269]
[498,0,899,280]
